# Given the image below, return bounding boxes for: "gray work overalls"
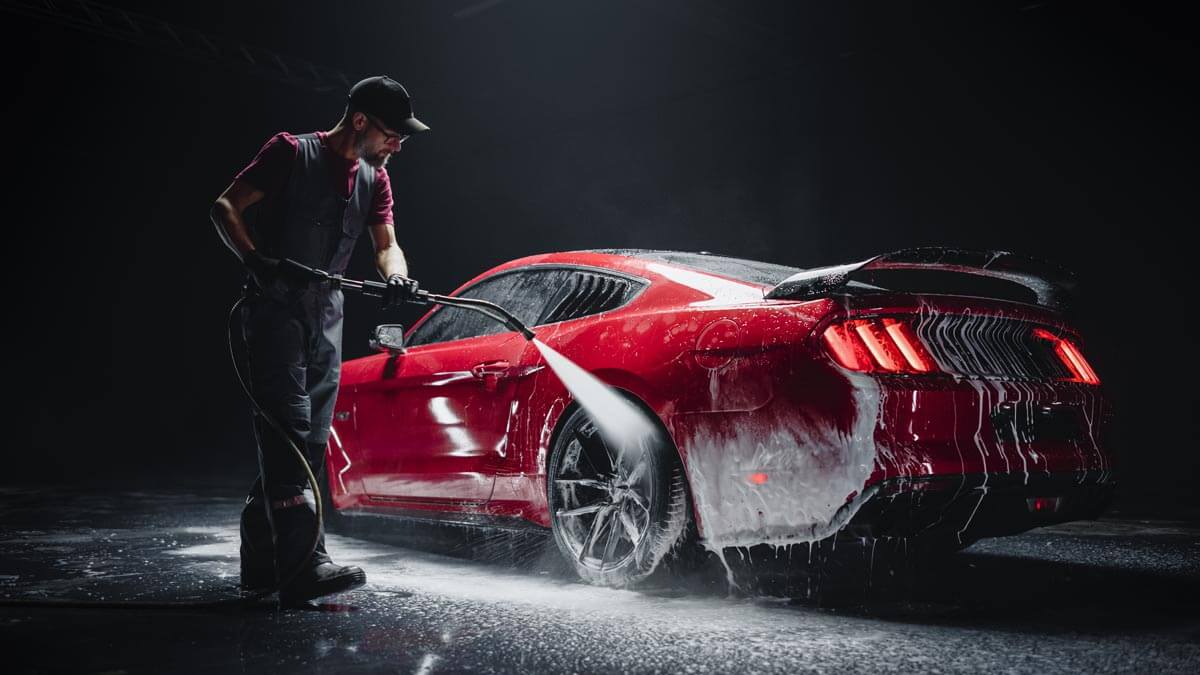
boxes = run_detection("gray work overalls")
[237,133,376,581]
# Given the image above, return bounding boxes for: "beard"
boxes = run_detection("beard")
[353,130,391,168]
[365,151,390,169]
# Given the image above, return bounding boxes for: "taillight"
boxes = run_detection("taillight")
[881,318,936,372]
[821,318,936,374]
[1032,328,1101,384]
[822,316,1101,385]
[822,321,875,371]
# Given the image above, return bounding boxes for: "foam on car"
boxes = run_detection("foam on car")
[683,370,882,553]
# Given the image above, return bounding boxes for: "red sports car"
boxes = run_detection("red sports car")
[322,247,1115,588]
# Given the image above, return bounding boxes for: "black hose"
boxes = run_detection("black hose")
[0,262,538,611]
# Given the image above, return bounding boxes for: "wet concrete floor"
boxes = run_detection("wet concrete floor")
[1,486,1198,673]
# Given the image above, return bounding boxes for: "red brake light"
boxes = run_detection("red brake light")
[882,318,935,372]
[822,322,874,371]
[822,317,938,374]
[1032,328,1101,385]
[853,320,905,371]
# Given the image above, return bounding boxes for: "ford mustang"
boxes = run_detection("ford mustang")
[321,247,1116,589]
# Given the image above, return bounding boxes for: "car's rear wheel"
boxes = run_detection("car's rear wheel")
[548,405,690,588]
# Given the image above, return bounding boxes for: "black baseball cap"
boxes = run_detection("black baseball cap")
[347,76,430,134]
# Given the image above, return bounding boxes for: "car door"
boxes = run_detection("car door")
[351,267,572,507]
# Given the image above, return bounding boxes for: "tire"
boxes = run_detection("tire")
[547,405,690,588]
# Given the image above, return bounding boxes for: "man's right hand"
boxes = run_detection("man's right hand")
[244,249,282,289]
[246,251,322,288]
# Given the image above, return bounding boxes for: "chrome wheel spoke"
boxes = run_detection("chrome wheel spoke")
[600,508,622,562]
[555,478,610,490]
[618,503,642,547]
[557,501,607,518]
[624,458,648,486]
[625,488,649,514]
[580,505,612,563]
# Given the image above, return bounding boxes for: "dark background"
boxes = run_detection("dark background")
[2,1,1194,516]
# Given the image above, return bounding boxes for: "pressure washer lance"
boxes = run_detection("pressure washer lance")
[0,259,537,611]
[308,259,537,340]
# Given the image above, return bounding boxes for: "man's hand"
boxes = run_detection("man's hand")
[383,274,420,309]
[244,250,280,288]
[245,251,317,288]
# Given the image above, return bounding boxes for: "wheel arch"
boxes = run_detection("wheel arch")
[538,366,662,459]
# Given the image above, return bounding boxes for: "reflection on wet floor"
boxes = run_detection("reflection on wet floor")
[1,486,1198,673]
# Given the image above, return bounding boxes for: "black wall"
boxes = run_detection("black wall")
[4,1,1194,515]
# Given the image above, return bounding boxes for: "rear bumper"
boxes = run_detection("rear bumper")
[843,471,1116,540]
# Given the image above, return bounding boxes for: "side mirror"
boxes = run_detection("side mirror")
[370,324,407,355]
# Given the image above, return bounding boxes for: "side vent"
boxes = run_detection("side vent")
[542,273,634,323]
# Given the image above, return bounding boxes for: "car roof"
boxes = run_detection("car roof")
[485,248,805,288]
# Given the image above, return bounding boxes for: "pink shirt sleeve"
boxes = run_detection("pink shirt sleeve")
[370,168,395,227]
[234,132,299,195]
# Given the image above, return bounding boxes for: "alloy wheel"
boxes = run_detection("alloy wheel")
[552,421,656,571]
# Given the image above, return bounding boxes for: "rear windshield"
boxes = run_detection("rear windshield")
[590,249,802,287]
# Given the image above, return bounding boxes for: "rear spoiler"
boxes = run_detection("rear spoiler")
[764,247,1077,310]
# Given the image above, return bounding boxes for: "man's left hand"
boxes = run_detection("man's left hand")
[383,274,421,309]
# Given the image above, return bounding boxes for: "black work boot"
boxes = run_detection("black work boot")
[240,492,277,592]
[270,485,367,605]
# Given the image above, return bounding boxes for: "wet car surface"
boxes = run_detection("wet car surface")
[329,248,1118,589]
[2,486,1197,673]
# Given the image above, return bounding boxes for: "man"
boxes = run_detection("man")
[210,76,428,605]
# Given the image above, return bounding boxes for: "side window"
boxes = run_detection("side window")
[402,306,461,347]
[498,268,575,327]
[405,268,574,347]
[405,275,515,347]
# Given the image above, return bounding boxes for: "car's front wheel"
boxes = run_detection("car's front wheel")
[547,405,690,588]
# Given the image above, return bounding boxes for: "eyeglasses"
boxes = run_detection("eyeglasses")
[365,114,409,144]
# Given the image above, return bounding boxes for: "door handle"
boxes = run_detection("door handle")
[471,360,512,379]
